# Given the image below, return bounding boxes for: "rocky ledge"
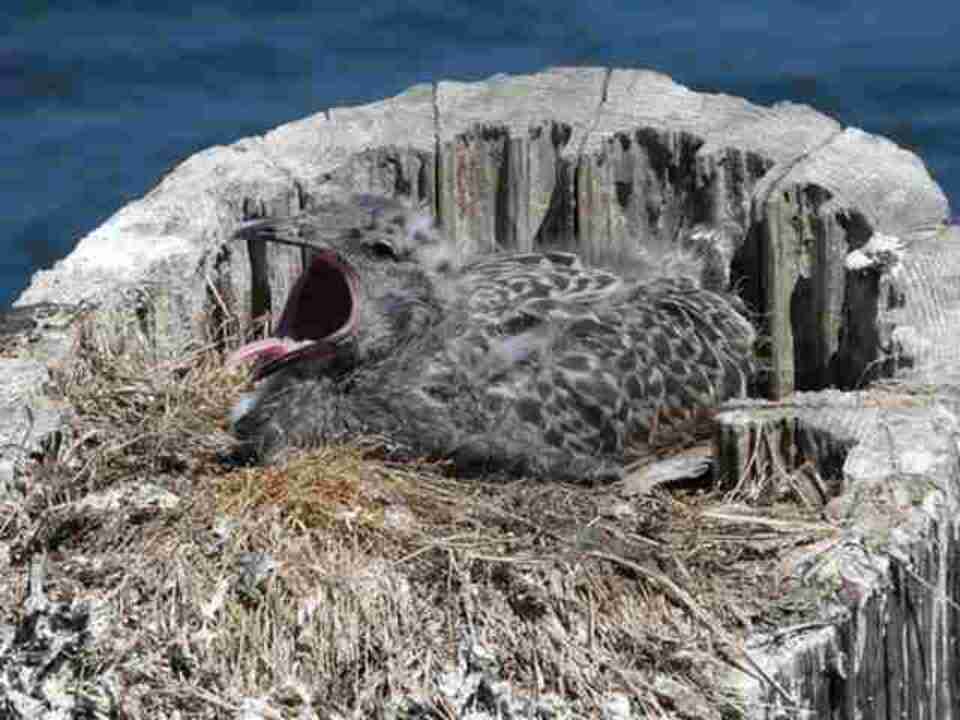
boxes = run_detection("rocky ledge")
[3,67,958,718]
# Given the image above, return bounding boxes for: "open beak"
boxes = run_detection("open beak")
[227,249,361,380]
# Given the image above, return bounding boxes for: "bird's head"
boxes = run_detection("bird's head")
[227,194,462,381]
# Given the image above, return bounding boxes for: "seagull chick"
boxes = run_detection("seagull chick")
[228,195,756,483]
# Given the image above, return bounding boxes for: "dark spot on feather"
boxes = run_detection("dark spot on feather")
[616,353,636,373]
[485,395,506,414]
[575,400,606,429]
[544,252,577,266]
[514,398,543,425]
[647,373,665,399]
[625,376,645,398]
[662,307,691,329]
[561,416,586,434]
[663,374,686,403]
[589,430,620,454]
[589,380,620,407]
[501,313,540,335]
[533,282,553,297]
[559,355,590,372]
[697,346,721,371]
[677,338,698,356]
[569,318,612,337]
[515,254,544,265]
[696,322,722,343]
[544,428,564,446]
[651,333,671,357]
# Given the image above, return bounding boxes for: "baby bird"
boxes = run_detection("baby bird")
[228,195,756,483]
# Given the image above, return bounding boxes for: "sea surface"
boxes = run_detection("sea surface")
[3,1,958,308]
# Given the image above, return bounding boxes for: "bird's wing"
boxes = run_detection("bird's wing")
[449,276,756,457]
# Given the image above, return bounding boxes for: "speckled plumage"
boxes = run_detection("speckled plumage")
[229,195,756,483]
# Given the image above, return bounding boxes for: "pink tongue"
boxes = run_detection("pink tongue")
[227,338,337,381]
[225,339,294,370]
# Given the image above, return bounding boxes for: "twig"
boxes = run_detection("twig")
[588,549,797,708]
[701,510,834,534]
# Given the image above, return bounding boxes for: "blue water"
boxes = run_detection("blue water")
[3,1,958,308]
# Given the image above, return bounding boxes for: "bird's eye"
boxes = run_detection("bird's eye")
[368,240,399,260]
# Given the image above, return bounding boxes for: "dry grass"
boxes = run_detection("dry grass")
[0,312,841,718]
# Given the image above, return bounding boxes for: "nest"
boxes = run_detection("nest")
[0,312,838,719]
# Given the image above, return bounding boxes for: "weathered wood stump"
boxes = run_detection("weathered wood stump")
[716,387,960,718]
